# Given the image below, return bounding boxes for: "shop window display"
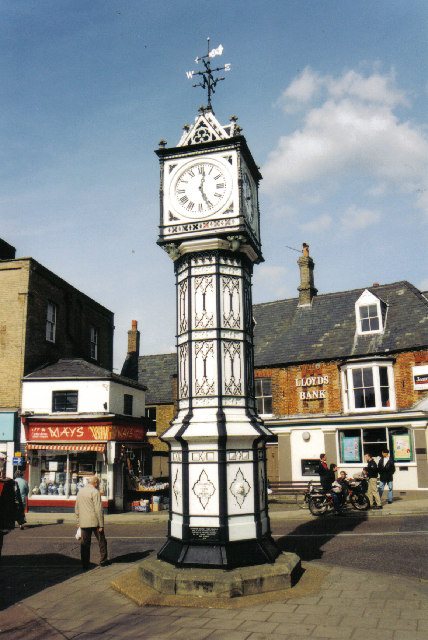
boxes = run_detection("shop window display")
[339,426,413,464]
[29,450,109,499]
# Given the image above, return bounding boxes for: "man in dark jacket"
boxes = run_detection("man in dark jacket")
[317,454,330,491]
[364,453,382,509]
[378,449,395,504]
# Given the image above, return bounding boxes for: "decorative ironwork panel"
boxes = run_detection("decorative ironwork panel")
[222,276,241,329]
[192,469,216,509]
[229,467,251,508]
[179,343,189,398]
[172,466,182,511]
[227,450,252,462]
[190,451,217,463]
[194,340,216,396]
[178,279,189,334]
[194,275,214,329]
[223,340,242,395]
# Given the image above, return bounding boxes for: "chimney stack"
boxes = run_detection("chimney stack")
[127,320,140,356]
[297,243,318,307]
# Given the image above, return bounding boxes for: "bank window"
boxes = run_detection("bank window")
[90,327,98,360]
[255,378,272,414]
[341,362,395,413]
[339,427,413,463]
[123,394,133,415]
[52,390,78,413]
[46,302,57,343]
[145,407,157,433]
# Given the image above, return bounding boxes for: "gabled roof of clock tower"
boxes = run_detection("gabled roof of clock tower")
[177,108,241,147]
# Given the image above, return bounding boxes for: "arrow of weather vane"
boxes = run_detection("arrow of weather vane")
[186,38,231,111]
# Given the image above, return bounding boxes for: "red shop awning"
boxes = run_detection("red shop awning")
[27,443,106,453]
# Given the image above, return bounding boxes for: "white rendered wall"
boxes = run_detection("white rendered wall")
[22,379,145,418]
[109,382,145,416]
[290,428,325,480]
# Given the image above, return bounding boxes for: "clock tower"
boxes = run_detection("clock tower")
[155,47,279,569]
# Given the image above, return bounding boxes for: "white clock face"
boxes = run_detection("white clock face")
[171,160,232,218]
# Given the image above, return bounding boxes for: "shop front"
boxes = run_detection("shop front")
[268,409,428,493]
[23,418,149,512]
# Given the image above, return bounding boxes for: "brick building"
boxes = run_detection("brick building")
[122,248,428,492]
[0,239,114,476]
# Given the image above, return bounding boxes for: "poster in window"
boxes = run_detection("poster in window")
[341,436,361,463]
[392,434,413,461]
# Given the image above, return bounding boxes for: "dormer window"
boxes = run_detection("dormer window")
[355,290,386,335]
[359,304,379,332]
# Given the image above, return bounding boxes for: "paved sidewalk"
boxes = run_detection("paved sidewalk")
[2,559,428,639]
[1,496,427,640]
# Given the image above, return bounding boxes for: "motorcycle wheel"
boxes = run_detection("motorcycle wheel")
[309,496,328,515]
[351,494,370,511]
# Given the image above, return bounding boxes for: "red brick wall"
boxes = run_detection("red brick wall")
[255,349,428,417]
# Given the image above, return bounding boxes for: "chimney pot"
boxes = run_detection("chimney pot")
[127,320,140,355]
[297,243,318,306]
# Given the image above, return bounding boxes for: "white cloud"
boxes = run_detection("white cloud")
[275,67,322,113]
[339,205,381,233]
[263,67,428,219]
[252,265,292,301]
[299,214,332,233]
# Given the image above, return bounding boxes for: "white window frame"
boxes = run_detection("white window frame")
[46,302,57,343]
[255,377,272,416]
[90,327,98,360]
[355,290,385,336]
[341,361,396,413]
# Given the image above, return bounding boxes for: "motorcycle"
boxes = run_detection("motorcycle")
[306,477,369,516]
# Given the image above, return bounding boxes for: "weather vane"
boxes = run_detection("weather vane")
[186,37,231,112]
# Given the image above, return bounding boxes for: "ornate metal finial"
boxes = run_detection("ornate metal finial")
[182,124,190,132]
[158,139,167,148]
[185,37,231,112]
[230,115,238,122]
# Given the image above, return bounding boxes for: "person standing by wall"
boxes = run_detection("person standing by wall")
[14,470,29,530]
[364,453,382,509]
[0,454,16,561]
[378,449,395,504]
[75,475,109,570]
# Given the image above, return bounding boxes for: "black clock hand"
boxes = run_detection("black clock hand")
[199,174,212,207]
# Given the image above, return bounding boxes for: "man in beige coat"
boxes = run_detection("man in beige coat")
[75,475,108,569]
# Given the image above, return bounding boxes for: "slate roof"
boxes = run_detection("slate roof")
[24,358,146,390]
[138,353,177,404]
[130,281,427,404]
[253,281,428,367]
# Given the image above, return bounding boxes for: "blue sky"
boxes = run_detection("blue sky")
[1,1,427,369]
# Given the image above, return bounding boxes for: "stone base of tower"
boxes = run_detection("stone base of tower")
[157,534,280,569]
[138,551,301,599]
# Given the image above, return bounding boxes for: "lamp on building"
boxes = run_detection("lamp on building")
[302,431,311,441]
